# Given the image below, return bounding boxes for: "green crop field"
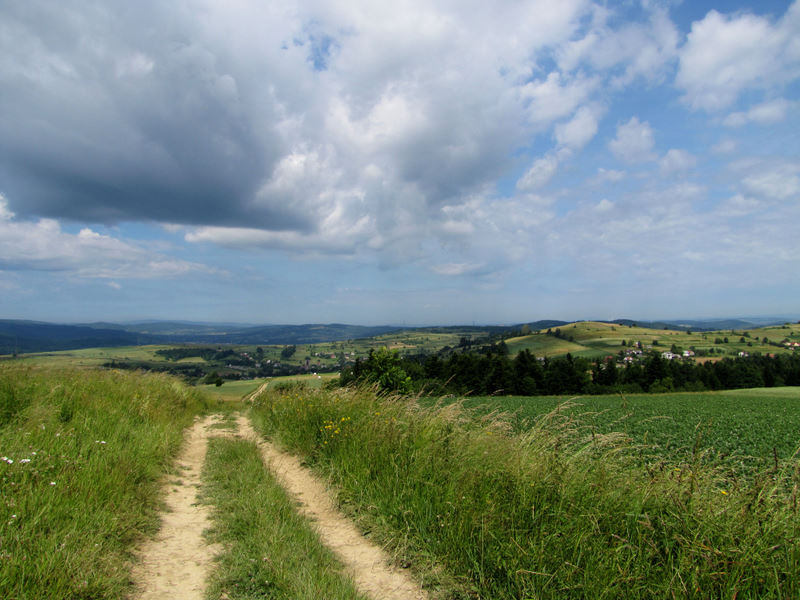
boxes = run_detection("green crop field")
[427,387,800,474]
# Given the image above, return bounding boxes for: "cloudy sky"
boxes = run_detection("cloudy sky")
[1,0,798,325]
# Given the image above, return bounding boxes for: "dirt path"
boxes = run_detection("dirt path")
[130,412,427,600]
[236,415,428,600]
[243,380,270,403]
[129,415,222,600]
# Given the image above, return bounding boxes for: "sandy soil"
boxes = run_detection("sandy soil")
[237,415,428,600]
[129,415,222,600]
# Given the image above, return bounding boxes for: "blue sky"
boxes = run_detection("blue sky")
[0,0,798,325]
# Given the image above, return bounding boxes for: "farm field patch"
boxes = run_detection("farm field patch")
[431,387,800,473]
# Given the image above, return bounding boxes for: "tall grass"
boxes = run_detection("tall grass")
[250,386,800,599]
[0,365,210,599]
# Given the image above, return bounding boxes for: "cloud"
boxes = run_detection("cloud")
[608,117,656,163]
[431,262,486,277]
[517,155,559,192]
[712,139,738,154]
[0,0,597,246]
[723,98,794,127]
[557,4,679,85]
[519,72,599,130]
[741,165,800,200]
[660,149,696,174]
[554,105,602,150]
[0,197,210,278]
[676,2,800,111]
[717,194,765,217]
[594,168,625,183]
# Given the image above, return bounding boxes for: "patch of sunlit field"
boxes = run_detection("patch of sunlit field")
[250,384,800,599]
[4,345,175,368]
[197,378,267,402]
[504,333,587,356]
[0,365,211,598]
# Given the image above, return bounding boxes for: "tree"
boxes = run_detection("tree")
[361,348,412,394]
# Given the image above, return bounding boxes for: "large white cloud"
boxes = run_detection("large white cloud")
[677,2,800,111]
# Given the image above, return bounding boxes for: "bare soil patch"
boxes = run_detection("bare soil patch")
[129,415,222,600]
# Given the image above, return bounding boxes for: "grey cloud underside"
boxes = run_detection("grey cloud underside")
[0,0,310,229]
[0,0,567,236]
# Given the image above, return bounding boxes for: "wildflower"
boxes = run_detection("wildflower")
[720,490,728,495]
[20,459,30,464]
[50,481,56,486]
[1,457,11,464]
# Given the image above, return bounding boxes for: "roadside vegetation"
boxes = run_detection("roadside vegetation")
[201,436,369,600]
[250,384,800,599]
[0,365,210,598]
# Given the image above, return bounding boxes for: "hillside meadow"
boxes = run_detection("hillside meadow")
[505,321,800,360]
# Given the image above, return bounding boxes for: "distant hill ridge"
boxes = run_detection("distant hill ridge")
[0,316,796,355]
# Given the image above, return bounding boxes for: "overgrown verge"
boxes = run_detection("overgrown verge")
[250,386,800,599]
[201,436,369,600]
[0,365,211,599]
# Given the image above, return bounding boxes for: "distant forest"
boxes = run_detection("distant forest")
[342,348,800,396]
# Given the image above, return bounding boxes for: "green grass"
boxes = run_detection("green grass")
[201,437,368,600]
[0,365,211,599]
[250,385,800,599]
[264,373,339,389]
[504,333,588,357]
[4,345,181,368]
[431,388,800,474]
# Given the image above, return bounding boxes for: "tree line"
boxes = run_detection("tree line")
[341,347,800,395]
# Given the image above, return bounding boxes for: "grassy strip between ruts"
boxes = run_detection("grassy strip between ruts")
[200,435,369,600]
[249,385,800,600]
[0,365,212,599]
